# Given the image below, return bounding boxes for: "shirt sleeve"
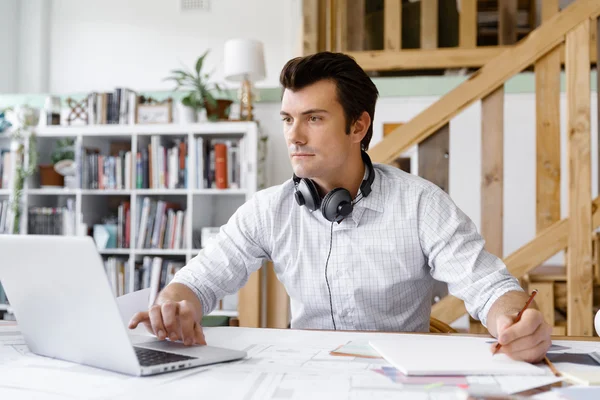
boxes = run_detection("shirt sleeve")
[417,186,524,327]
[170,193,271,317]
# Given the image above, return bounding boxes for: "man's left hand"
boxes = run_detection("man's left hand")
[490,309,552,363]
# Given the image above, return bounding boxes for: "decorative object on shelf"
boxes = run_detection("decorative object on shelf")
[223,38,266,121]
[44,96,62,126]
[38,138,75,188]
[65,97,88,126]
[0,111,12,134]
[136,96,173,124]
[164,50,232,121]
[1,105,39,234]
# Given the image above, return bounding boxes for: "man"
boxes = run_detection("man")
[130,52,551,363]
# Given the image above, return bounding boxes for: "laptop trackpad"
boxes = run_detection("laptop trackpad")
[135,339,246,361]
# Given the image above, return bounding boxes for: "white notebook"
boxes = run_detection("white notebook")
[369,335,547,376]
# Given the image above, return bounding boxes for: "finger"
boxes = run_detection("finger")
[500,337,551,363]
[496,314,514,338]
[499,309,542,345]
[128,311,149,329]
[179,301,196,346]
[194,323,207,346]
[142,320,155,335]
[500,322,551,355]
[149,305,167,340]
[161,302,181,342]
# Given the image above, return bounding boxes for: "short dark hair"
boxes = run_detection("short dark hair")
[279,52,379,150]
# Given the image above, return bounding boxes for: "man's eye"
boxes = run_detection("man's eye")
[309,116,321,122]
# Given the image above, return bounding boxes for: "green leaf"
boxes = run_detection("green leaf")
[195,50,210,75]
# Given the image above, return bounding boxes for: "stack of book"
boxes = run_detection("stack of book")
[193,137,243,189]
[136,197,186,249]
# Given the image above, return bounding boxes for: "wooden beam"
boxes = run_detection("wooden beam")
[346,0,365,51]
[266,262,289,329]
[432,195,600,324]
[302,0,319,55]
[528,0,537,32]
[566,19,593,337]
[535,282,555,327]
[384,0,402,51]
[481,87,504,258]
[418,124,449,193]
[421,0,438,49]
[535,0,561,233]
[318,0,328,52]
[348,40,597,73]
[348,47,511,71]
[459,0,477,48]
[335,0,347,52]
[238,268,263,327]
[598,17,600,198]
[499,0,518,45]
[368,0,600,165]
[328,0,336,52]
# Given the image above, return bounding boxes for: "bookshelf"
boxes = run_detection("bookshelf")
[1,121,264,324]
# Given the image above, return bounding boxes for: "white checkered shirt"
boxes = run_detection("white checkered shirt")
[172,163,523,331]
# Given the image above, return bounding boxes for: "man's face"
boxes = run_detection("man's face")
[280,79,353,180]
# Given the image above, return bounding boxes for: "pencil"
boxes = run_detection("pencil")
[492,289,538,355]
[544,356,561,377]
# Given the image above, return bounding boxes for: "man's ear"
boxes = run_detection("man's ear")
[350,111,370,146]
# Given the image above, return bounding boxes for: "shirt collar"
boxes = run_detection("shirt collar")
[354,164,384,213]
[346,165,384,227]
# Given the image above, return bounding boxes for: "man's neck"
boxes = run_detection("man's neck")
[313,153,366,199]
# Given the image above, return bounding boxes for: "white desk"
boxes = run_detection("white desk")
[1,326,599,399]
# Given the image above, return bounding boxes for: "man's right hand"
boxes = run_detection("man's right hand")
[128,300,206,346]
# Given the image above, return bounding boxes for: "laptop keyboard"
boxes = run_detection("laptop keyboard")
[134,346,196,367]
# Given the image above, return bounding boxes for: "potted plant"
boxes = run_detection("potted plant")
[0,105,39,234]
[39,138,75,188]
[164,50,233,122]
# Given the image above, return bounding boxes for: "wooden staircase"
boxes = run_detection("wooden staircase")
[366,0,600,336]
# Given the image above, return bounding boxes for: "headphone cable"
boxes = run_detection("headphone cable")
[324,220,336,330]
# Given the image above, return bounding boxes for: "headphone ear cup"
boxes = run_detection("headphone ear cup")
[321,188,353,222]
[297,178,321,211]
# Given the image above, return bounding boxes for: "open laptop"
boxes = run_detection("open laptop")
[0,234,246,376]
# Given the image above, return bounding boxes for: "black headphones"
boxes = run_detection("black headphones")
[293,151,375,223]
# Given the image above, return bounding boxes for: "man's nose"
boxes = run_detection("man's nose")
[286,123,306,144]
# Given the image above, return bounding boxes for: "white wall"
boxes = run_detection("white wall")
[18,0,50,94]
[0,0,18,93]
[48,0,302,93]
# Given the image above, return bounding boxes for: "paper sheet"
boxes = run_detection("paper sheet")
[549,386,600,400]
[116,288,154,337]
[369,336,546,376]
[331,340,382,359]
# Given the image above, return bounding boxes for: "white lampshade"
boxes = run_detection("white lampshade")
[223,38,266,82]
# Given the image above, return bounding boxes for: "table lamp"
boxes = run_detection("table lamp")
[223,38,266,121]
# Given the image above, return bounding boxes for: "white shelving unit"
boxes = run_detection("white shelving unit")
[5,121,262,320]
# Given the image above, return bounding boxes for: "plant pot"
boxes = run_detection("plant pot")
[39,165,64,187]
[205,99,233,121]
[176,101,198,124]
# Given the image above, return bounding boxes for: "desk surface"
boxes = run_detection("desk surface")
[1,325,599,400]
